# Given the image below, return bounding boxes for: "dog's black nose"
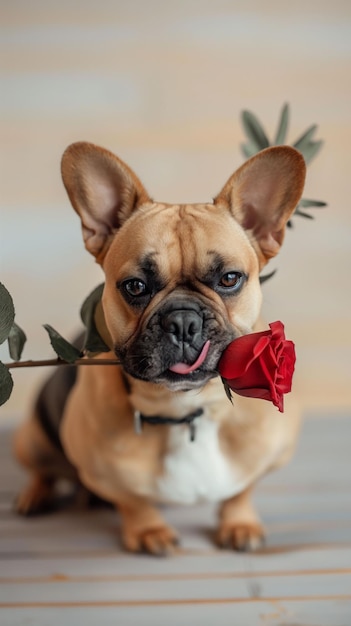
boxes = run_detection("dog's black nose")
[161,309,203,345]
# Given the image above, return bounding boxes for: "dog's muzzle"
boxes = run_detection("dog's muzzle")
[115,299,233,390]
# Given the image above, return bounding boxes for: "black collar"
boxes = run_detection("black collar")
[134,408,204,442]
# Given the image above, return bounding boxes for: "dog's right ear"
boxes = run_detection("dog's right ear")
[61,142,151,262]
[214,146,306,266]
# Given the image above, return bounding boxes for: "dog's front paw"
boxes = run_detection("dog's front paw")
[216,522,265,552]
[123,525,179,556]
[15,475,55,516]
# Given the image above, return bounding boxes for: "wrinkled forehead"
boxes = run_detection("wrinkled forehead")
[104,202,259,279]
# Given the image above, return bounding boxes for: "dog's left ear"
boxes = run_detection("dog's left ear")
[214,146,306,265]
[61,142,151,263]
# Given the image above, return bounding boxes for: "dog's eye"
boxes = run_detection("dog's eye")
[218,272,245,292]
[123,279,149,298]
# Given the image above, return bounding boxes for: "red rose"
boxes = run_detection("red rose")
[218,321,296,412]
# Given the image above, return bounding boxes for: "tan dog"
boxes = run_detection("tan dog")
[14,143,306,555]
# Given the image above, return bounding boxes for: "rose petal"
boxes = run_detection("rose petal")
[218,320,295,414]
[218,332,270,378]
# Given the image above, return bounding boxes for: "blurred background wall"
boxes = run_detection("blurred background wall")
[1,0,350,421]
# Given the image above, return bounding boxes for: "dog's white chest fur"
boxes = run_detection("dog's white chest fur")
[154,416,243,505]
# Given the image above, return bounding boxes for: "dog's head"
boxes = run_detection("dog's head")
[61,143,305,391]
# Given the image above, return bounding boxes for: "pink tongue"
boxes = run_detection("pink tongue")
[168,340,210,375]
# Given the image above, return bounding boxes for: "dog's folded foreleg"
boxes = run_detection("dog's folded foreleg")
[216,485,265,551]
[116,494,179,556]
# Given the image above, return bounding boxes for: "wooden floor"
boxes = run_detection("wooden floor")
[0,415,350,625]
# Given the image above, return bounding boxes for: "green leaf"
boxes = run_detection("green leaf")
[259,269,277,284]
[43,325,82,363]
[292,124,317,151]
[299,198,327,208]
[241,110,270,151]
[0,361,13,406]
[221,378,233,404]
[80,283,110,355]
[0,283,15,344]
[274,103,289,145]
[8,323,27,361]
[299,140,324,164]
[240,142,259,159]
[294,209,314,220]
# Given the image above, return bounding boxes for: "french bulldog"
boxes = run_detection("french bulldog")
[14,142,305,554]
